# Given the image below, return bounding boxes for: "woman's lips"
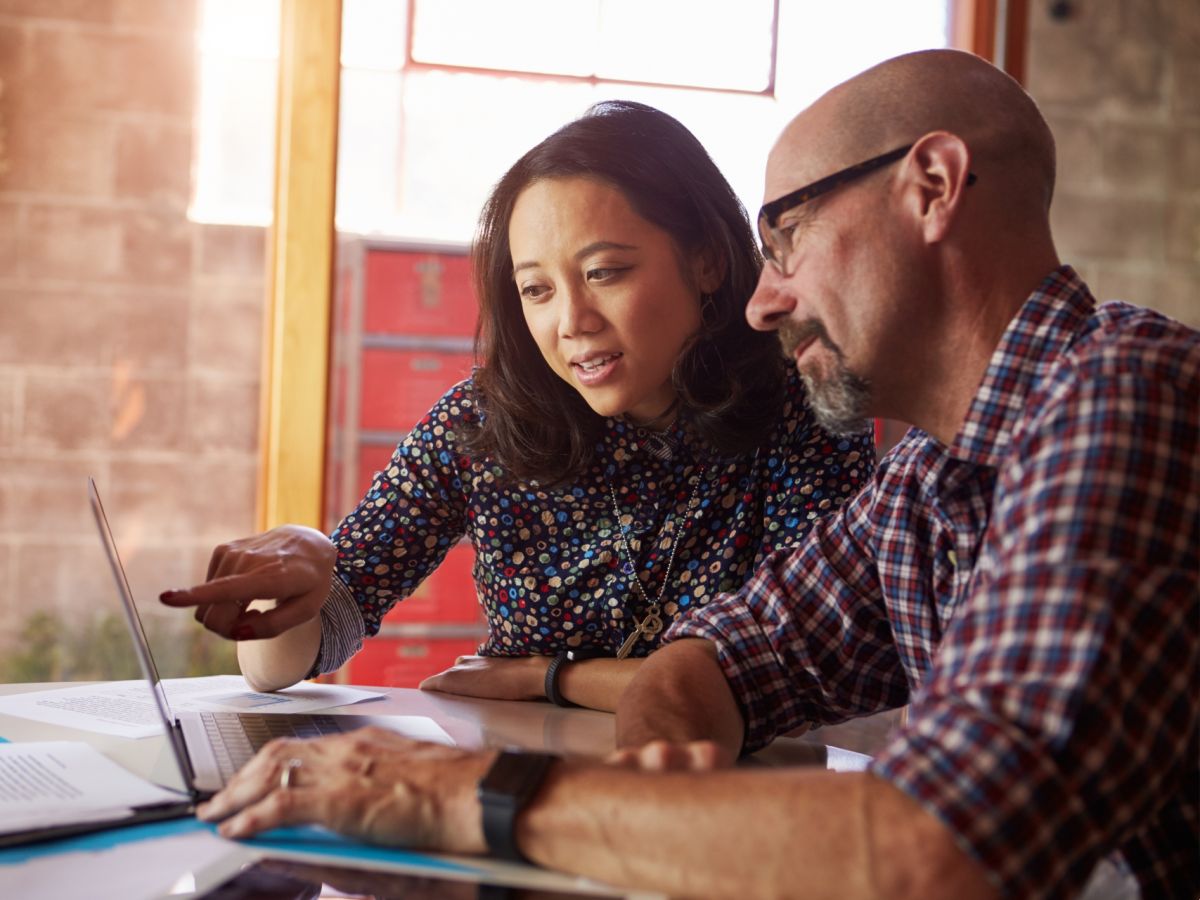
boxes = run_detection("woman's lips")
[572,352,622,385]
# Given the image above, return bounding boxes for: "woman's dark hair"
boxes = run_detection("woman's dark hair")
[465,99,785,485]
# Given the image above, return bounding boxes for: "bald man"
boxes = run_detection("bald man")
[190,51,1196,900]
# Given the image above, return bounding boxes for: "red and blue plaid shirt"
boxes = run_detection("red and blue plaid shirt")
[667,267,1199,899]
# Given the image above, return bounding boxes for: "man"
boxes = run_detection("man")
[196,50,1198,899]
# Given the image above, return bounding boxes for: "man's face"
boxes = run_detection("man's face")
[747,142,884,437]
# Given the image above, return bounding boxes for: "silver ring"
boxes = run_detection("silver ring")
[280,757,303,791]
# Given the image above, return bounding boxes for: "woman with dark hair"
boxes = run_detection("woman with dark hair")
[162,101,874,712]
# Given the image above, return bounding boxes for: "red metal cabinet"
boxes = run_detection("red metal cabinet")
[327,239,488,687]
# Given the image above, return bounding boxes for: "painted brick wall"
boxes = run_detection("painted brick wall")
[0,1,264,664]
[1025,0,1199,326]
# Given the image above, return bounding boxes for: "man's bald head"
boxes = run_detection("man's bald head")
[768,50,1056,217]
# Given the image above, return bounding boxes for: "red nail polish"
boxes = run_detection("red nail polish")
[233,626,255,640]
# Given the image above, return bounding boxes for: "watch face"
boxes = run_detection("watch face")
[566,648,609,662]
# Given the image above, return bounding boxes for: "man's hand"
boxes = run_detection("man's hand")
[615,638,744,759]
[197,727,494,855]
[606,738,735,772]
[159,525,336,641]
[418,655,549,702]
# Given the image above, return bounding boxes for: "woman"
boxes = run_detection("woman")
[162,101,874,711]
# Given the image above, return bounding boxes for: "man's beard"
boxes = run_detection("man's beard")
[778,320,873,437]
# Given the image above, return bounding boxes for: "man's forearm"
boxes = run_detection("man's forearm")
[516,766,996,900]
[615,638,744,755]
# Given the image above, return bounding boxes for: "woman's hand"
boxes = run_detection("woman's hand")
[197,727,494,854]
[419,655,550,702]
[159,525,336,641]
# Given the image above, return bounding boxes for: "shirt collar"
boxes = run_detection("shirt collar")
[949,265,1096,467]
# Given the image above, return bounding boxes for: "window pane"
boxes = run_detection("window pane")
[595,0,774,91]
[411,0,598,78]
[342,0,407,70]
[336,68,404,232]
[197,0,279,58]
[190,55,278,225]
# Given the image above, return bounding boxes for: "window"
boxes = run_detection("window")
[192,0,950,238]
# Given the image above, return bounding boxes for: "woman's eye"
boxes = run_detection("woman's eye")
[519,283,549,301]
[586,266,625,282]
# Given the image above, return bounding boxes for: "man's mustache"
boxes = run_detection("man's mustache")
[778,319,835,359]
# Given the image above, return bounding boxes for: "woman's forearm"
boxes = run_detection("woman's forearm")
[555,657,644,712]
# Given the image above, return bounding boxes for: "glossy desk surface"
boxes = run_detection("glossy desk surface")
[0,681,896,900]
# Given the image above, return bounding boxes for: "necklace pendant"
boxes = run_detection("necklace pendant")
[615,628,641,660]
[620,560,636,576]
[639,613,664,637]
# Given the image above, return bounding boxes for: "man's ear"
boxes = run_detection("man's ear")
[691,245,727,294]
[903,131,972,244]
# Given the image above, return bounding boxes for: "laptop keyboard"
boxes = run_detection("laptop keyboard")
[200,712,352,784]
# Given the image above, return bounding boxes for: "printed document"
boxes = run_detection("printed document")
[0,741,182,834]
[0,676,385,739]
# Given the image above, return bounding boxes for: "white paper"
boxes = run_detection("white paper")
[825,744,873,772]
[0,741,183,834]
[0,676,385,739]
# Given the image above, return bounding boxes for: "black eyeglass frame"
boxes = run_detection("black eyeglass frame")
[757,143,977,275]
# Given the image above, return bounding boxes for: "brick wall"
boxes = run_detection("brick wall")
[1025,0,1199,326]
[0,1,264,669]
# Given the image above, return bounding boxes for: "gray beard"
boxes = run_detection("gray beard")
[799,367,873,437]
[778,320,873,437]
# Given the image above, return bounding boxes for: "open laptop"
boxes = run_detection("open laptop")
[88,477,425,801]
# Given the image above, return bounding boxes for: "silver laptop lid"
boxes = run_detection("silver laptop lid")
[88,477,193,789]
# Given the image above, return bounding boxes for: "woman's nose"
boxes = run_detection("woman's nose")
[558,287,603,338]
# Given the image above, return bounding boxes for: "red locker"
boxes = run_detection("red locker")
[328,238,488,688]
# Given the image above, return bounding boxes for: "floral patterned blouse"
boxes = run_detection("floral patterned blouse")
[314,367,875,672]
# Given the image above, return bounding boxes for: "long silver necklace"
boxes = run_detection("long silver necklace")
[609,467,706,659]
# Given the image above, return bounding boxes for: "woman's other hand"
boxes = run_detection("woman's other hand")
[159,524,336,641]
[418,655,549,702]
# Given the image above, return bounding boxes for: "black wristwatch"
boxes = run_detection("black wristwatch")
[477,750,559,864]
[544,648,609,707]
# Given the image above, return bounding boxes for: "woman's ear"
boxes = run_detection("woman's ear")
[691,246,727,294]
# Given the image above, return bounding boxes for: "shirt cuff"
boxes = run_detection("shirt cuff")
[307,573,366,678]
[663,594,805,753]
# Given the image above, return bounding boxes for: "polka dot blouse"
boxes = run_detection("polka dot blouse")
[315,366,875,670]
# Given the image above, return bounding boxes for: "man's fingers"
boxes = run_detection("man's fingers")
[215,783,317,839]
[604,740,730,772]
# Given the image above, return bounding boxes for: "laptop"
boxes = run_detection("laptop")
[87,477,422,801]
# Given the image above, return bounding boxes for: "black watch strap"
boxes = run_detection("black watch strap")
[545,648,610,708]
[478,750,558,864]
[543,652,576,707]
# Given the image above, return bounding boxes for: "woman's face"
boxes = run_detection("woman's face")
[508,176,709,425]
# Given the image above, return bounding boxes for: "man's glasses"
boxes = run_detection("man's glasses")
[757,143,977,276]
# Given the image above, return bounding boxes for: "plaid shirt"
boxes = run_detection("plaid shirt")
[667,267,1199,899]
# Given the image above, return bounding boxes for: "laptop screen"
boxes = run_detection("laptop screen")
[88,478,182,740]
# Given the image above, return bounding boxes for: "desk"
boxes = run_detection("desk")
[0,681,892,900]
